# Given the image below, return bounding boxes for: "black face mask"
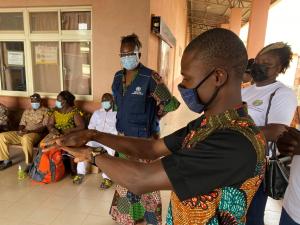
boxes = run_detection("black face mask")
[178,68,228,113]
[250,63,269,82]
[178,69,215,113]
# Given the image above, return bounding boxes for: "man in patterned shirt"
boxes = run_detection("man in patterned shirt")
[0,103,8,132]
[0,93,48,170]
[47,29,266,225]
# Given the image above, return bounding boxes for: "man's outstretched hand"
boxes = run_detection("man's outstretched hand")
[60,145,93,163]
[43,129,95,148]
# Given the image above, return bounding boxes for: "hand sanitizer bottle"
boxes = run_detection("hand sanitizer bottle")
[17,165,26,180]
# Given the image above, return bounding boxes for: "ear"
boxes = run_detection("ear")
[214,68,228,87]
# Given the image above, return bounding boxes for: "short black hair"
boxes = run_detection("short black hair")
[58,90,75,106]
[30,93,41,100]
[257,42,293,74]
[102,93,113,99]
[184,28,248,79]
[121,33,142,50]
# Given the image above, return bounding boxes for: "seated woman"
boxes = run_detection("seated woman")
[47,90,85,179]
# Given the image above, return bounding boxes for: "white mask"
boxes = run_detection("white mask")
[120,54,140,70]
[101,101,111,110]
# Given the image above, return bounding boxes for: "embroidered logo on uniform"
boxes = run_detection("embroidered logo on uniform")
[132,86,143,95]
[252,99,263,106]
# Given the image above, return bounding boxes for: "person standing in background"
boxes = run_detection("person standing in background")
[110,33,180,225]
[242,42,297,225]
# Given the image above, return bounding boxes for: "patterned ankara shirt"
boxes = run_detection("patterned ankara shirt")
[161,105,266,225]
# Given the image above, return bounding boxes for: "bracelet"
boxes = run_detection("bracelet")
[90,147,107,165]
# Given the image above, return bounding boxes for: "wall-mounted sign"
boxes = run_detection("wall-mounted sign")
[7,51,24,66]
[79,23,88,30]
[35,46,57,64]
[151,16,176,47]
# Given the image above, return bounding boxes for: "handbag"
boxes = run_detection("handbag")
[263,88,291,200]
[264,142,290,199]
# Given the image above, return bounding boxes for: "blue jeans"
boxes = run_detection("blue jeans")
[246,184,268,225]
[279,208,299,225]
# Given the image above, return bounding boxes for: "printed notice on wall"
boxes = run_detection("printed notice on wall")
[35,46,57,64]
[79,23,88,30]
[7,51,24,66]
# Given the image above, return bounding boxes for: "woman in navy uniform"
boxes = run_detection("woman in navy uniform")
[110,33,180,225]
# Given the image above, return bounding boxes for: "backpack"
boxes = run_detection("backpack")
[29,147,65,184]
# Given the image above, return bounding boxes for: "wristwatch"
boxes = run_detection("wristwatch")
[90,147,107,165]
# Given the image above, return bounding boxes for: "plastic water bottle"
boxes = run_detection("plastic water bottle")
[17,165,26,180]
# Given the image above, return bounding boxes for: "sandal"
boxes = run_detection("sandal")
[100,178,113,189]
[73,174,85,185]
[0,160,12,171]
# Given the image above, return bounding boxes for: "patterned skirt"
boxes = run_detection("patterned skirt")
[109,153,162,225]
[110,185,162,225]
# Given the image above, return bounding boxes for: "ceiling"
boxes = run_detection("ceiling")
[187,0,277,39]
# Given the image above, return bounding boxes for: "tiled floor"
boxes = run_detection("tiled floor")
[0,159,170,225]
[0,102,282,225]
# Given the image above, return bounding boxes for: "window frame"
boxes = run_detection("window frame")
[0,6,92,101]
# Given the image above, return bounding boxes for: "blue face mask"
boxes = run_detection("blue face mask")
[31,102,40,110]
[120,54,139,70]
[178,85,205,113]
[178,69,219,113]
[56,100,62,109]
[101,101,111,110]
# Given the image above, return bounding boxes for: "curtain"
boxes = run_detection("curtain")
[62,42,91,95]
[30,12,58,32]
[0,13,23,31]
[31,42,61,93]
[0,42,26,91]
[61,11,91,30]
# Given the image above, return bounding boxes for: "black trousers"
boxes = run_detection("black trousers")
[246,184,268,225]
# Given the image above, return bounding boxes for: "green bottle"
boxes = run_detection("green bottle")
[17,165,26,180]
